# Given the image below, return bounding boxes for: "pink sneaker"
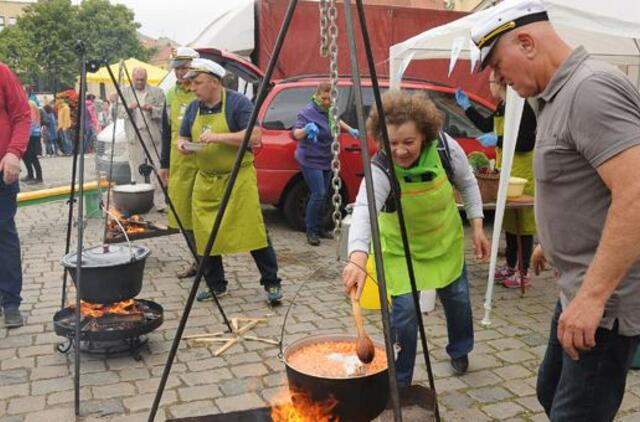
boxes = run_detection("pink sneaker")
[495,265,515,281]
[503,272,530,289]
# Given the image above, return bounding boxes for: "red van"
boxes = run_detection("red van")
[197,49,496,230]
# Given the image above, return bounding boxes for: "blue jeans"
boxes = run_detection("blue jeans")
[0,178,22,310]
[301,165,331,235]
[537,302,640,421]
[391,265,474,386]
[202,235,281,291]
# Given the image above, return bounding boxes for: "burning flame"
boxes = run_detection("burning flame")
[79,299,142,318]
[108,208,147,234]
[270,389,338,422]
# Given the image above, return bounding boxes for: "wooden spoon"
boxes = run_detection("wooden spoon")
[350,288,375,364]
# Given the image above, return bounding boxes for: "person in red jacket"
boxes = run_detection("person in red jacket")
[0,62,30,328]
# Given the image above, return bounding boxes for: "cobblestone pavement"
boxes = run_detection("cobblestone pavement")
[1,155,639,421]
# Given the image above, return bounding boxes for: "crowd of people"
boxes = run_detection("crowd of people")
[18,88,112,185]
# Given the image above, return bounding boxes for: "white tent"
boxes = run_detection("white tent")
[188,0,255,57]
[388,0,640,325]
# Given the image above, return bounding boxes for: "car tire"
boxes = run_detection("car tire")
[282,178,344,232]
[282,179,309,232]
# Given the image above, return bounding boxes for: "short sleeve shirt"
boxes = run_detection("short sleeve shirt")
[179,89,254,138]
[535,46,640,335]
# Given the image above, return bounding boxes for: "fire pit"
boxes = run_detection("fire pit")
[53,298,163,360]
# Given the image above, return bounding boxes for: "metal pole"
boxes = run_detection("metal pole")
[342,1,402,421]
[121,65,162,163]
[354,0,441,419]
[148,0,300,419]
[104,63,233,333]
[73,41,88,417]
[102,61,124,246]
[60,92,83,311]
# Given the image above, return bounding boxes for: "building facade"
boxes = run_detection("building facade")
[0,0,30,32]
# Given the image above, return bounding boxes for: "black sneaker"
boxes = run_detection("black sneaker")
[266,286,283,304]
[196,286,228,302]
[4,308,23,328]
[306,232,320,246]
[451,355,469,375]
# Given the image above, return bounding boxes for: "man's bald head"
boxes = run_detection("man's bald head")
[132,67,148,91]
[487,21,572,97]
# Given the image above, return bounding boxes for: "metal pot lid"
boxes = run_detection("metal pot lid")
[113,183,154,193]
[61,244,151,268]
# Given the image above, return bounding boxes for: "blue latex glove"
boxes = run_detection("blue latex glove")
[455,88,471,110]
[348,127,360,139]
[304,122,319,142]
[476,132,498,147]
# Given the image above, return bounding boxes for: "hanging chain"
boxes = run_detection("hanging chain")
[325,0,343,246]
[319,0,329,57]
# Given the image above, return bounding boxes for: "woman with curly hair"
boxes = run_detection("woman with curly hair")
[342,90,490,384]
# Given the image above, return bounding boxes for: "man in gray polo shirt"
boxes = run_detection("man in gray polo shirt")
[472,0,640,420]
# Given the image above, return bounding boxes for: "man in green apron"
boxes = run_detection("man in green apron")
[160,47,200,278]
[176,58,283,304]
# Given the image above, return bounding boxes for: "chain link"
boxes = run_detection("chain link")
[319,0,329,57]
[326,0,343,245]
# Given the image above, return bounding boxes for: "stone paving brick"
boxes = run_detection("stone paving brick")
[215,392,266,413]
[91,382,136,399]
[46,387,92,405]
[493,364,531,381]
[168,400,217,419]
[8,157,640,421]
[122,390,178,413]
[0,384,29,401]
[24,407,74,422]
[482,401,527,419]
[230,363,269,378]
[6,396,46,415]
[177,385,222,403]
[29,365,69,381]
[467,386,514,403]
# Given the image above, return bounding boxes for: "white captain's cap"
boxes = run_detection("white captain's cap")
[471,0,549,70]
[184,58,226,80]
[170,47,200,68]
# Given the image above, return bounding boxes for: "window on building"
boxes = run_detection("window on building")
[8,17,17,26]
[0,16,5,32]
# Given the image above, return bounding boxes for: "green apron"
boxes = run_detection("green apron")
[376,141,465,296]
[167,84,197,229]
[494,115,536,235]
[191,89,268,255]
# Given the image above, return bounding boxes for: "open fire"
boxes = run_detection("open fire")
[108,208,147,235]
[270,389,338,422]
[77,299,143,318]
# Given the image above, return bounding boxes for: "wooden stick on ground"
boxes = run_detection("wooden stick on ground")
[214,338,239,356]
[182,331,224,340]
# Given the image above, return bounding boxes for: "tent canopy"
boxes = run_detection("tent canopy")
[390,0,640,88]
[87,58,168,86]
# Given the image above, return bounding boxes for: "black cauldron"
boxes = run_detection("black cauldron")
[282,333,389,422]
[61,244,150,304]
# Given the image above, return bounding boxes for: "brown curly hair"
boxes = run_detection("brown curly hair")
[366,90,443,148]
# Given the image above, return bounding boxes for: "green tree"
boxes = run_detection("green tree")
[77,0,150,64]
[0,0,151,93]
